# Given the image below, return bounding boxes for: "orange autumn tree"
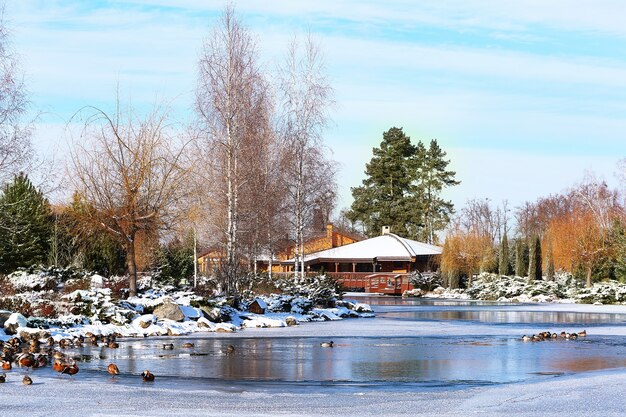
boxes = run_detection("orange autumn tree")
[441,226,493,288]
[545,182,618,287]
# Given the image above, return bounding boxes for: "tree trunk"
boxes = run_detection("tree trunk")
[127,236,138,297]
[586,266,592,288]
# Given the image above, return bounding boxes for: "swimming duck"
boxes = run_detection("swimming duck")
[142,370,155,382]
[52,351,65,361]
[521,335,531,342]
[578,330,587,337]
[107,363,120,376]
[22,375,32,385]
[162,343,174,350]
[108,341,119,349]
[182,342,194,348]
[0,373,5,383]
[320,341,334,348]
[225,345,236,354]
[1,361,11,370]
[569,333,578,340]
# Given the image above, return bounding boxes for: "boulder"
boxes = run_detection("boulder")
[0,310,12,328]
[285,316,298,326]
[153,299,185,322]
[4,312,28,335]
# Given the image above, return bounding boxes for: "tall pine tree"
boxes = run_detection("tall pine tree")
[498,232,511,276]
[417,139,460,243]
[348,127,418,238]
[528,235,542,281]
[0,173,53,272]
[348,128,458,241]
[514,239,527,277]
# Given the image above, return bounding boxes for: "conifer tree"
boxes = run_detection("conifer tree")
[528,235,542,281]
[0,173,53,272]
[546,243,555,281]
[498,232,511,276]
[349,127,417,238]
[348,128,458,241]
[514,239,526,277]
[418,139,460,243]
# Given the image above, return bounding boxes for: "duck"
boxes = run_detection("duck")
[320,341,334,348]
[22,375,32,385]
[225,345,236,354]
[52,351,65,361]
[107,363,120,376]
[108,341,119,349]
[142,370,155,382]
[182,342,194,348]
[0,373,5,383]
[1,361,11,370]
[569,333,578,340]
[578,330,587,337]
[521,335,531,342]
[17,353,35,368]
[162,343,174,350]
[52,361,67,373]
[62,363,79,376]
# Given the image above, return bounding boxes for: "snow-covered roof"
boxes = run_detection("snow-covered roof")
[291,233,442,264]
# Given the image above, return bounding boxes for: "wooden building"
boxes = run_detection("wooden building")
[281,232,442,294]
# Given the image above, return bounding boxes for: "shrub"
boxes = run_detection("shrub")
[409,271,443,291]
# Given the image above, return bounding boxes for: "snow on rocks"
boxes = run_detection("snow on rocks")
[0,269,374,342]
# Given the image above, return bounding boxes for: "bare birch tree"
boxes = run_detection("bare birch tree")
[195,5,271,294]
[69,102,189,297]
[278,35,335,279]
[0,4,32,184]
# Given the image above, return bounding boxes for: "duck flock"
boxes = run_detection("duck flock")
[521,329,587,342]
[0,332,157,385]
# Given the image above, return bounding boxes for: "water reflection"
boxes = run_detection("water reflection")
[56,334,626,387]
[381,310,626,325]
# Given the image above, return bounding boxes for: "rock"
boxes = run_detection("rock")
[0,310,12,328]
[353,303,373,313]
[153,299,185,322]
[285,316,297,326]
[215,326,234,333]
[197,318,214,329]
[19,329,51,342]
[4,312,27,335]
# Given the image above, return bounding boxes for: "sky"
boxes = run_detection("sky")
[7,0,626,212]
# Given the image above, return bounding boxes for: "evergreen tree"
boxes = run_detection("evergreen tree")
[418,139,460,243]
[0,173,53,272]
[348,128,458,241]
[498,232,511,276]
[546,243,555,281]
[528,236,542,281]
[514,239,527,277]
[348,127,418,238]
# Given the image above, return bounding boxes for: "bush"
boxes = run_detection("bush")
[275,274,341,308]
[409,271,442,291]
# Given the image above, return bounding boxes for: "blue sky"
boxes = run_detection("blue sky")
[8,0,626,210]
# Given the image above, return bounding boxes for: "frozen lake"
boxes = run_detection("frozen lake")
[38,297,626,390]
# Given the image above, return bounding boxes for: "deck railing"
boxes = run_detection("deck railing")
[271,271,414,294]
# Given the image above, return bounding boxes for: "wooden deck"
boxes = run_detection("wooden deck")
[274,272,413,295]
